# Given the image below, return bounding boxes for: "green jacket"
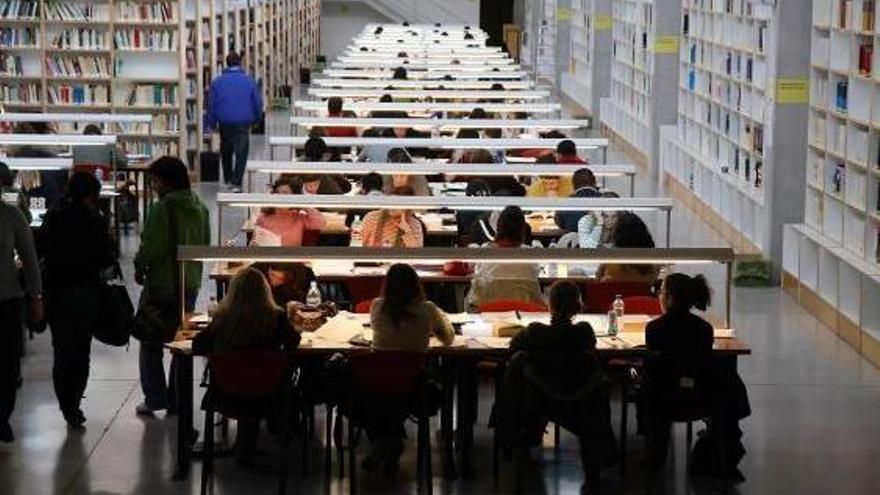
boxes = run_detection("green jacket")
[135,190,210,292]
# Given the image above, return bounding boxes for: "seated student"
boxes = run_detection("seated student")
[361,186,424,247]
[254,177,326,246]
[596,211,661,283]
[72,125,128,181]
[192,267,301,465]
[253,262,317,306]
[392,66,408,80]
[645,273,750,479]
[466,205,544,310]
[371,94,409,119]
[578,191,619,248]
[450,129,487,164]
[554,168,601,232]
[526,156,575,198]
[357,127,402,163]
[469,184,530,246]
[0,162,30,223]
[455,179,491,239]
[346,172,384,228]
[514,130,566,160]
[382,148,431,196]
[296,137,352,194]
[511,280,596,352]
[364,263,454,473]
[554,139,588,165]
[325,97,357,138]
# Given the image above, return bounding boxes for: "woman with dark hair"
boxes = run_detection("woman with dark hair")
[511,281,596,352]
[134,156,210,416]
[596,211,661,283]
[466,206,543,310]
[382,148,430,196]
[644,273,750,480]
[254,177,325,246]
[40,172,116,428]
[366,263,454,472]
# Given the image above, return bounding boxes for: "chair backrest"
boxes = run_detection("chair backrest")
[479,299,548,313]
[581,280,654,313]
[209,351,290,399]
[515,350,605,402]
[646,351,715,420]
[345,276,384,307]
[302,229,321,246]
[348,351,426,398]
[622,296,662,316]
[354,299,373,314]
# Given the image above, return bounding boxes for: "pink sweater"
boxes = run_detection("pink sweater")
[255,208,326,246]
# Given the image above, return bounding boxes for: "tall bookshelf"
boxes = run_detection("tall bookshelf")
[0,0,187,157]
[783,0,880,369]
[600,0,679,169]
[560,0,613,118]
[294,0,320,96]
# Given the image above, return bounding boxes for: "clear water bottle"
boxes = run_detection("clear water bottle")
[350,215,363,247]
[306,281,322,306]
[607,310,618,337]
[612,294,625,319]
[206,297,217,318]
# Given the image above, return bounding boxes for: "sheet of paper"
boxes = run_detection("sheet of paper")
[473,336,511,349]
[518,312,549,326]
[361,329,374,342]
[575,314,609,332]
[301,334,349,349]
[446,312,478,325]
[189,313,211,324]
[314,313,367,344]
[615,333,646,348]
[479,311,519,323]
[312,261,356,276]
[251,226,282,247]
[461,321,493,337]
[714,328,735,339]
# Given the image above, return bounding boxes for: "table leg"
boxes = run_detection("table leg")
[172,354,194,481]
[456,358,477,478]
[440,357,457,479]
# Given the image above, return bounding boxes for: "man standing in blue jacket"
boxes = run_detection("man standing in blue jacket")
[207,52,262,192]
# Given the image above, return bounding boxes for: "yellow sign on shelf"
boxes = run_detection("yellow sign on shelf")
[557,7,572,22]
[595,15,613,31]
[776,78,809,104]
[654,35,679,54]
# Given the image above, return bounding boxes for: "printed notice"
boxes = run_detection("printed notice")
[654,35,679,54]
[557,7,572,22]
[595,15,613,31]
[776,78,809,104]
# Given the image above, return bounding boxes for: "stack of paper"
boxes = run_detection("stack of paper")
[314,312,366,343]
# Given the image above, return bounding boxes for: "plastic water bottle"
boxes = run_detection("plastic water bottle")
[306,281,322,306]
[607,310,618,337]
[350,215,363,247]
[613,294,625,319]
[206,297,218,318]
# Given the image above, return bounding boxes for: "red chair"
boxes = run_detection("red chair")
[581,281,654,313]
[302,229,321,247]
[622,296,662,316]
[202,351,295,495]
[326,352,434,494]
[353,299,373,314]
[478,299,548,313]
[345,277,384,309]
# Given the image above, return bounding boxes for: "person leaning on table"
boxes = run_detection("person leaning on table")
[0,189,43,443]
[366,263,454,473]
[360,186,424,248]
[134,157,210,416]
[595,211,660,284]
[254,176,326,247]
[526,155,575,198]
[192,267,301,466]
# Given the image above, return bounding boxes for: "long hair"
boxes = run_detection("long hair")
[611,212,656,275]
[210,268,282,350]
[663,273,712,312]
[380,264,425,328]
[494,205,527,245]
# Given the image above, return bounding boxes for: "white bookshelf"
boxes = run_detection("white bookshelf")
[561,0,613,118]
[783,0,880,368]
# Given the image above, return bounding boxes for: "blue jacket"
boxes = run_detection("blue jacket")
[207,66,263,129]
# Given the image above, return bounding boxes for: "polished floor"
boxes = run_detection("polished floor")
[2,117,880,495]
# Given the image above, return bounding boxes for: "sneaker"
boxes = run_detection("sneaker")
[135,402,163,416]
[63,408,86,430]
[0,422,13,443]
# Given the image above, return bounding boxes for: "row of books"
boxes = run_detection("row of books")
[51,28,106,50]
[836,0,876,31]
[0,54,22,75]
[686,43,767,88]
[0,82,38,103]
[124,83,177,106]
[116,2,176,23]
[118,114,178,134]
[115,29,177,51]
[0,26,37,47]
[45,55,111,78]
[0,0,38,19]
[677,118,765,189]
[682,13,769,55]
[47,83,109,105]
[683,0,759,17]
[46,2,106,22]
[123,140,178,157]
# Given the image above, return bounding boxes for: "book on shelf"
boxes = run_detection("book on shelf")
[116,2,176,23]
[124,83,178,106]
[51,28,105,50]
[839,0,852,29]
[0,0,39,19]
[47,83,109,105]
[45,55,110,78]
[832,162,846,195]
[0,26,37,47]
[859,43,873,74]
[115,28,178,51]
[836,81,848,112]
[0,54,22,75]
[864,1,876,31]
[0,82,38,103]
[45,2,106,22]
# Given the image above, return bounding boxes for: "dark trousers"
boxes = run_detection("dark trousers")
[48,288,98,415]
[0,297,23,424]
[219,125,251,187]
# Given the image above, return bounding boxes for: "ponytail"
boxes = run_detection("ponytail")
[663,273,712,312]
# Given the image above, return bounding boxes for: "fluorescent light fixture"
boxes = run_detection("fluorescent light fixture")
[294,101,559,113]
[0,112,152,124]
[247,161,635,178]
[268,136,606,150]
[0,134,117,146]
[290,117,588,130]
[331,61,521,70]
[177,246,734,265]
[306,89,549,100]
[217,193,670,212]
[311,79,534,89]
[0,157,73,170]
[345,46,503,54]
[341,52,508,60]
[322,69,527,80]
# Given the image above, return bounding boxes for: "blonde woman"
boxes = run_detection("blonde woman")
[192,267,300,465]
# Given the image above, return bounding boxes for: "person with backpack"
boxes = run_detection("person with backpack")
[134,157,210,416]
[39,172,116,429]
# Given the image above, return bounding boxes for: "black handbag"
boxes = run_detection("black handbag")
[131,204,182,344]
[94,272,134,346]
